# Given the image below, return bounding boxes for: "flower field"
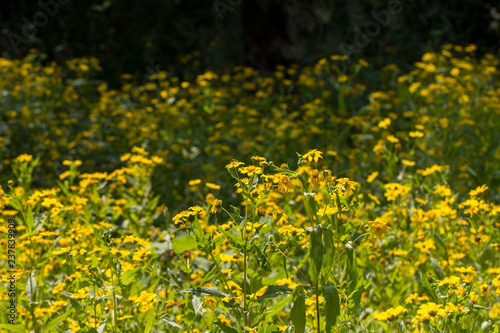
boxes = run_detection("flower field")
[0,45,499,332]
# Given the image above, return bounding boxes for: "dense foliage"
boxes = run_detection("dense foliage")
[0,44,499,332]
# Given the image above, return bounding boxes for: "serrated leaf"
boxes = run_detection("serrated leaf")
[257,285,293,300]
[323,285,340,332]
[172,236,197,253]
[291,286,306,333]
[119,267,141,286]
[181,287,228,298]
[307,224,324,282]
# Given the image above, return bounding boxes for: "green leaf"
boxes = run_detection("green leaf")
[303,192,319,223]
[181,287,229,298]
[91,254,99,270]
[321,228,335,279]
[216,222,244,248]
[430,257,445,280]
[348,280,363,313]
[257,285,293,300]
[433,232,448,259]
[192,216,204,241]
[336,193,342,219]
[265,295,292,322]
[307,224,324,282]
[420,269,439,303]
[46,311,70,331]
[144,310,155,333]
[345,243,357,290]
[0,324,26,333]
[291,286,306,333]
[172,236,198,253]
[323,285,340,332]
[217,323,239,333]
[265,325,280,333]
[199,265,217,286]
[119,267,141,286]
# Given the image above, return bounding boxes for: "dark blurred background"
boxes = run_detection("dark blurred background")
[1,0,499,86]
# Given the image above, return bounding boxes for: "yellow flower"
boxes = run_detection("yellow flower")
[370,218,390,238]
[378,118,391,129]
[225,159,244,169]
[335,178,358,197]
[16,154,33,163]
[417,302,446,318]
[367,171,379,183]
[409,131,424,138]
[302,149,323,163]
[401,159,415,167]
[278,175,293,194]
[238,165,263,177]
[210,199,222,214]
[204,296,217,310]
[72,287,91,299]
[206,182,221,190]
[218,314,231,325]
[386,135,399,143]
[132,291,158,312]
[189,179,202,186]
[373,306,406,321]
[469,185,488,197]
[480,283,491,297]
[68,321,80,333]
[310,169,320,187]
[53,247,71,255]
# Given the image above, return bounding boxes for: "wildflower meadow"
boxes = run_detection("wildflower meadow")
[0,44,499,332]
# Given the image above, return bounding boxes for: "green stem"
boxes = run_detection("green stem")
[315,280,321,333]
[243,203,248,327]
